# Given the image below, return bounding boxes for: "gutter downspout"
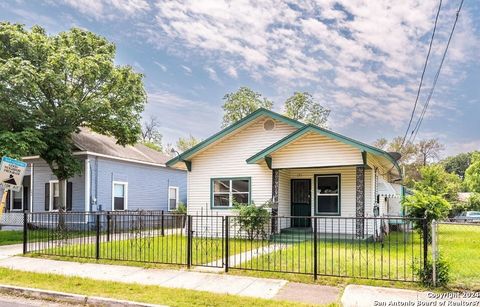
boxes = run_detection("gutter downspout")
[29,163,34,212]
[85,158,90,212]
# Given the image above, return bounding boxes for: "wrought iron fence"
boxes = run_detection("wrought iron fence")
[23,212,426,282]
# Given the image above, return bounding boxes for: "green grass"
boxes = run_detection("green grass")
[0,267,328,307]
[235,231,424,282]
[438,224,480,289]
[0,230,23,246]
[36,234,264,266]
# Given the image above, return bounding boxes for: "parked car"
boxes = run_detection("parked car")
[452,211,480,223]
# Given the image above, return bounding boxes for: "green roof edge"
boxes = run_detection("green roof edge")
[166,108,305,166]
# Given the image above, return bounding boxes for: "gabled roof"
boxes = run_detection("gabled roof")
[166,108,305,166]
[246,124,401,175]
[24,128,171,167]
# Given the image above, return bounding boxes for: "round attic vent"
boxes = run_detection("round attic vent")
[264,119,275,131]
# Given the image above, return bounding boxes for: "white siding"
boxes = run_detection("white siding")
[271,132,363,169]
[187,116,298,215]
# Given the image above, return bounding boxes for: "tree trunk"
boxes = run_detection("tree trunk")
[58,179,67,231]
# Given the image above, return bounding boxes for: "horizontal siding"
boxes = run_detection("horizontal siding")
[188,116,298,215]
[93,157,187,212]
[31,160,85,212]
[271,132,363,169]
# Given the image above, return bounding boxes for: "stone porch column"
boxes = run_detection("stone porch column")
[271,169,279,233]
[356,166,365,237]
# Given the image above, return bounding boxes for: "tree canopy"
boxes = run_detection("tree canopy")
[442,152,475,179]
[141,116,163,152]
[0,23,146,209]
[176,134,200,152]
[221,87,273,127]
[283,92,330,127]
[465,152,480,193]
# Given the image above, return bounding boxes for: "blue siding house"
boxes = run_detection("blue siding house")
[9,129,187,213]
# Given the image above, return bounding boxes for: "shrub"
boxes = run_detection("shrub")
[175,202,187,214]
[402,191,450,241]
[415,256,450,287]
[467,193,480,211]
[233,201,271,240]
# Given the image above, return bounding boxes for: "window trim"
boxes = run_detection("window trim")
[168,186,179,211]
[48,180,67,212]
[314,174,341,216]
[210,177,251,209]
[10,187,24,212]
[112,181,128,211]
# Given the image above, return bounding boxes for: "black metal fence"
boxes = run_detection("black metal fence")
[23,212,427,282]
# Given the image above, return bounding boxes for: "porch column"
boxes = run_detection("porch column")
[271,169,279,233]
[355,166,365,237]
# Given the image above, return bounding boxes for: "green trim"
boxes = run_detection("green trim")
[210,177,252,210]
[265,157,272,170]
[362,151,367,165]
[166,108,304,167]
[272,164,366,170]
[184,161,192,171]
[247,124,401,175]
[314,174,341,216]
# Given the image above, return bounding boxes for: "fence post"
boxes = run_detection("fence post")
[225,216,229,273]
[422,218,428,273]
[313,217,318,280]
[23,212,28,254]
[106,212,111,242]
[432,219,437,287]
[187,215,192,268]
[95,214,100,260]
[161,210,165,236]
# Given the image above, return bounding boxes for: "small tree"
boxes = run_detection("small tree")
[233,202,271,240]
[414,165,461,202]
[283,92,330,127]
[221,87,273,127]
[402,191,450,240]
[465,152,480,193]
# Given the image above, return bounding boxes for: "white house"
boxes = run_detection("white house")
[167,108,402,236]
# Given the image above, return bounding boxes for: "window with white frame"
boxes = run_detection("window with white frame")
[112,182,127,211]
[211,178,250,208]
[315,175,340,215]
[168,186,179,211]
[11,188,23,211]
[49,180,66,211]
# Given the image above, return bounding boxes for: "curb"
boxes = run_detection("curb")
[0,284,167,306]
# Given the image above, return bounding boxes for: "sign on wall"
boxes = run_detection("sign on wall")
[0,156,27,192]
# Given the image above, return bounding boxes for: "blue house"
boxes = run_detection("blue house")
[5,129,187,214]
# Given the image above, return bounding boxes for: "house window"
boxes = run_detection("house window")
[211,178,250,208]
[315,175,340,215]
[112,182,128,211]
[168,186,179,211]
[11,189,23,211]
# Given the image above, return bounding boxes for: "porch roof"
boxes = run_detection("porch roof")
[246,124,401,176]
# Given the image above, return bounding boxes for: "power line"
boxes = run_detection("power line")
[399,0,443,150]
[409,0,465,144]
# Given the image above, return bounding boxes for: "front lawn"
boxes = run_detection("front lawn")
[0,267,320,307]
[235,231,424,282]
[438,224,480,289]
[0,230,23,246]
[33,233,265,266]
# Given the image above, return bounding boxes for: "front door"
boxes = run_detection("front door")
[291,179,311,227]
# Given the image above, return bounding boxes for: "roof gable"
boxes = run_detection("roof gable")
[166,108,304,166]
[246,124,401,175]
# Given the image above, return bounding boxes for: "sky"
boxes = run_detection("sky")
[1,0,480,157]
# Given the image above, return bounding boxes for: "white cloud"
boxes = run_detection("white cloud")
[154,61,167,72]
[204,66,221,84]
[181,65,192,75]
[62,0,150,20]
[148,0,479,131]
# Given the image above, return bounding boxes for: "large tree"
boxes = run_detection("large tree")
[465,152,480,193]
[0,23,146,213]
[416,138,444,166]
[283,92,330,127]
[442,152,475,179]
[221,87,273,127]
[176,134,200,152]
